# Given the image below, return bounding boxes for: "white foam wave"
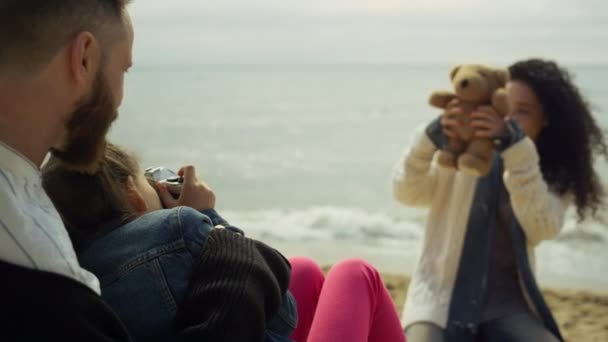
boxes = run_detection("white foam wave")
[224,206,608,247]
[223,206,423,245]
[222,206,608,289]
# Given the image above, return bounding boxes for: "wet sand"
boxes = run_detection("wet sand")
[380,273,608,342]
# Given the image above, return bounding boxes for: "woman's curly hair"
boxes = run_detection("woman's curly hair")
[509,59,608,220]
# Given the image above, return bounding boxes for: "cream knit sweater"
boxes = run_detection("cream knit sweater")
[393,126,570,330]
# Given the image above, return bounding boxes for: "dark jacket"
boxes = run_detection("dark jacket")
[0,260,132,341]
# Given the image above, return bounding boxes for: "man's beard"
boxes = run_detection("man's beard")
[50,72,118,174]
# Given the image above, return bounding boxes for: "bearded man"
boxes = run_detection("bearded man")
[0,1,133,339]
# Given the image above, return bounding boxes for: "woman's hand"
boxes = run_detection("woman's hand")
[440,99,464,138]
[470,106,508,138]
[157,165,216,211]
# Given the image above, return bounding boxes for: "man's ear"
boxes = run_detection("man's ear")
[68,32,102,86]
[495,69,510,86]
[126,176,148,213]
[450,65,462,80]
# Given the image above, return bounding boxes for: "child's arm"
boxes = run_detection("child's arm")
[175,215,290,342]
[392,118,444,207]
[502,137,570,246]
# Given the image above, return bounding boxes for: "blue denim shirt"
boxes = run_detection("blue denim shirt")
[78,207,297,342]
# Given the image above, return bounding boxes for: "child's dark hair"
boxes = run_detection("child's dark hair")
[509,59,608,220]
[42,142,140,252]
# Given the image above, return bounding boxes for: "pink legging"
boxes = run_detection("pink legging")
[288,257,406,342]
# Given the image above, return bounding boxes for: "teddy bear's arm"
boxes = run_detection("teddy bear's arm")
[429,91,457,109]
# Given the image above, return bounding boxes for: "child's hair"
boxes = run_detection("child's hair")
[509,59,608,220]
[42,142,140,252]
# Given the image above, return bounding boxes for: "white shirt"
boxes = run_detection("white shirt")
[0,141,101,294]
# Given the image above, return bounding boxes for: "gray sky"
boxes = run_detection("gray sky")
[129,0,608,66]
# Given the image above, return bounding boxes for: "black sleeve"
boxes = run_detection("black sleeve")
[173,229,291,342]
[0,261,132,341]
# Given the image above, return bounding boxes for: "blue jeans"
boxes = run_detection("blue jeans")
[406,313,560,342]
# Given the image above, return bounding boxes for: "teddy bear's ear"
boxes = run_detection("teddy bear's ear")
[495,69,510,86]
[450,65,461,80]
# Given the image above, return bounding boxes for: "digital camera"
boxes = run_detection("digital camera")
[144,166,183,198]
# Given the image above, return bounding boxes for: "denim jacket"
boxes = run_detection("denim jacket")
[78,206,297,342]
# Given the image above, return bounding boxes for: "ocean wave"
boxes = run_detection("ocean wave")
[557,217,608,244]
[224,206,423,244]
[222,206,608,287]
[224,206,608,247]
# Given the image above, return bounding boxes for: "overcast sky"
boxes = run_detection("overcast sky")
[128,0,608,66]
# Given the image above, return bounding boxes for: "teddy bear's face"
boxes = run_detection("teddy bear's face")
[450,64,509,104]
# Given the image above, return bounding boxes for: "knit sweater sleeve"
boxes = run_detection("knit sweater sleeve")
[502,137,570,246]
[173,228,291,342]
[393,121,441,207]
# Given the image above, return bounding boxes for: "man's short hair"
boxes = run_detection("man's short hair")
[0,0,131,75]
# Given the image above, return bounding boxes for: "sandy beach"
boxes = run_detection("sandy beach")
[380,273,608,342]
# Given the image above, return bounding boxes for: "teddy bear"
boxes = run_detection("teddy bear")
[429,64,510,177]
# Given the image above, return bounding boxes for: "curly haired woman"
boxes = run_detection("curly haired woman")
[394,59,607,342]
